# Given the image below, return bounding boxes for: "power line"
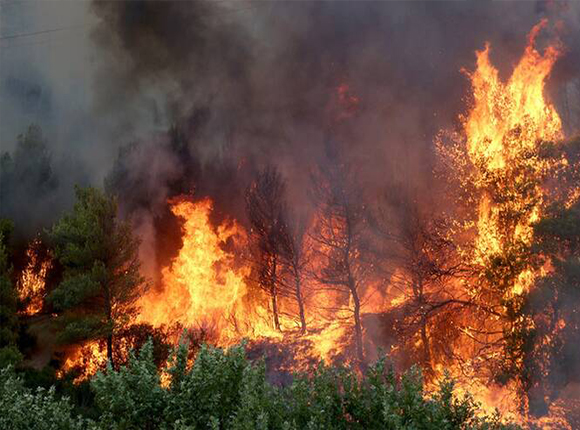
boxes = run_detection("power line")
[0,34,79,50]
[0,1,269,46]
[0,24,86,41]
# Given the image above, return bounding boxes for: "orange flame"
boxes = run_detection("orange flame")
[57,341,107,383]
[137,197,281,344]
[464,19,562,171]
[436,20,568,423]
[18,239,51,316]
[57,22,574,427]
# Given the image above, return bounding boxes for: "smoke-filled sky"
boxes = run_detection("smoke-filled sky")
[1,1,579,235]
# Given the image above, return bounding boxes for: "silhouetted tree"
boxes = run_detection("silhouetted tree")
[310,161,369,363]
[0,125,58,239]
[279,215,309,333]
[372,189,463,370]
[48,186,147,368]
[245,167,289,331]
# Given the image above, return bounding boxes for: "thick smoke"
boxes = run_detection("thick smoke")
[2,1,579,238]
[82,1,579,266]
[3,0,579,273]
[91,0,580,194]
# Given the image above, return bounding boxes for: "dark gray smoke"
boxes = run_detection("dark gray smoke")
[3,0,579,274]
[2,1,579,238]
[92,0,580,208]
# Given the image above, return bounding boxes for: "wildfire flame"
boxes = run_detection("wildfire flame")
[56,20,576,426]
[464,19,563,276]
[435,20,570,425]
[137,197,281,344]
[464,20,562,171]
[136,197,360,364]
[18,238,51,316]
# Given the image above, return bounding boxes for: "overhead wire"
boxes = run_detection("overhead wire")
[0,1,265,40]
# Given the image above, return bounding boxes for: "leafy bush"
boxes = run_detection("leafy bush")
[0,367,86,430]
[1,341,521,429]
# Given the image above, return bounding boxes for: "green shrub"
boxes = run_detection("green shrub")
[2,341,521,430]
[0,366,87,430]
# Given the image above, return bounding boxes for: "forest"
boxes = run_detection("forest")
[2,1,580,429]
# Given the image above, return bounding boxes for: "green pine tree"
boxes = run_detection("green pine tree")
[48,186,147,368]
[522,199,580,414]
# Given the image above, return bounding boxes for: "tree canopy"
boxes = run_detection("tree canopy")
[0,219,22,367]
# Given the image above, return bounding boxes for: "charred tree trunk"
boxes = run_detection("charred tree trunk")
[349,276,364,363]
[107,333,114,368]
[420,314,430,365]
[271,255,281,331]
[295,276,307,333]
[104,285,115,369]
[414,279,431,366]
[271,286,281,331]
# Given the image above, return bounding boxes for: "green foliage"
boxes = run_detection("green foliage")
[0,345,23,368]
[0,367,87,430]
[1,338,521,429]
[163,342,253,428]
[48,186,147,365]
[0,219,23,367]
[92,341,166,429]
[86,340,519,430]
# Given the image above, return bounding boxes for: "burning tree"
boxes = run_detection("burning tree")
[435,20,571,414]
[48,186,147,368]
[523,197,580,415]
[517,137,580,416]
[278,214,310,334]
[17,238,52,316]
[309,159,369,363]
[245,167,292,332]
[372,189,463,370]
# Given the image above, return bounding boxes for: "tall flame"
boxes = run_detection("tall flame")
[137,197,281,344]
[464,19,562,171]
[436,20,568,426]
[461,19,563,291]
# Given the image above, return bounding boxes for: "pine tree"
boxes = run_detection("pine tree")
[48,186,147,368]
